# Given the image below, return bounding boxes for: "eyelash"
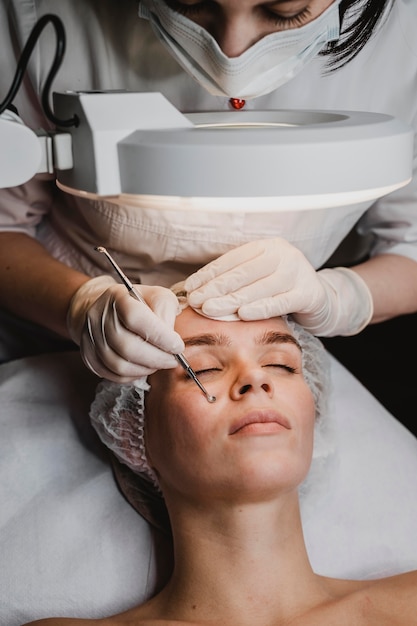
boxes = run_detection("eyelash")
[192,364,297,377]
[267,7,312,28]
[165,1,312,28]
[193,367,221,376]
[267,363,297,373]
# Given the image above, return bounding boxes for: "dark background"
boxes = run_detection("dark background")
[323,312,417,437]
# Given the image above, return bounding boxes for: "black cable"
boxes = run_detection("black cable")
[0,13,78,127]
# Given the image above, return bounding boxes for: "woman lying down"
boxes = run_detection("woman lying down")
[24,297,417,625]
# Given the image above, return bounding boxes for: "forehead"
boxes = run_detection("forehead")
[175,307,296,344]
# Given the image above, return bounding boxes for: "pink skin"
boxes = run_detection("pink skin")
[145,308,316,505]
[164,0,337,57]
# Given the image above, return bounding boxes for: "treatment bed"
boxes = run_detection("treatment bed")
[1,349,417,623]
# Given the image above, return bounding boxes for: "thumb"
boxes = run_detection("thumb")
[144,286,182,326]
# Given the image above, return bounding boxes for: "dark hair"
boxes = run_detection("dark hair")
[321,0,394,70]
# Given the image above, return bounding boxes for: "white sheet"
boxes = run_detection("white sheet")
[1,350,417,623]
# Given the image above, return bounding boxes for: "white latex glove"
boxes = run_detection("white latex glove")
[184,238,373,337]
[67,275,184,382]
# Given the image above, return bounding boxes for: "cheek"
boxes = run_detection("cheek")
[300,392,317,468]
[303,389,317,429]
[279,385,316,484]
[145,386,207,478]
[291,384,316,450]
[284,379,316,419]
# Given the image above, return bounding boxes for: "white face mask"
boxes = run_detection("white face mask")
[139,0,342,99]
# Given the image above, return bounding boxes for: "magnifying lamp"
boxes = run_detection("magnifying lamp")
[0,91,413,212]
[49,91,413,212]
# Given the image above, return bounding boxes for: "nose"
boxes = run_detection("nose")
[210,18,265,57]
[231,366,274,399]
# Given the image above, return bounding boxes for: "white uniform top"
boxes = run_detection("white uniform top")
[0,0,416,288]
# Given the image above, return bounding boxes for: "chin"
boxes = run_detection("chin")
[231,462,309,497]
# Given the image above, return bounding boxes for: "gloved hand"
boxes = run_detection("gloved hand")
[67,275,184,382]
[184,238,374,337]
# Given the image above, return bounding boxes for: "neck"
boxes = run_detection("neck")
[152,492,330,625]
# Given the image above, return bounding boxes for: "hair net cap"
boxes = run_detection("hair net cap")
[89,376,160,489]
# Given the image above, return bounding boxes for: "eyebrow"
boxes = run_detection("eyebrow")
[183,330,301,351]
[183,333,231,348]
[257,330,302,351]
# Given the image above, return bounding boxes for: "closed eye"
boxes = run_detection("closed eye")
[264,364,297,373]
[193,364,296,375]
[193,367,222,376]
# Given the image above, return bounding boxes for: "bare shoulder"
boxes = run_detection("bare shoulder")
[20,603,153,626]
[21,621,86,626]
[368,569,417,599]
[323,570,417,623]
[19,607,169,626]
[20,618,183,626]
[22,617,101,626]
[20,618,115,626]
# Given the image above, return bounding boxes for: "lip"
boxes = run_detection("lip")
[229,410,291,436]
